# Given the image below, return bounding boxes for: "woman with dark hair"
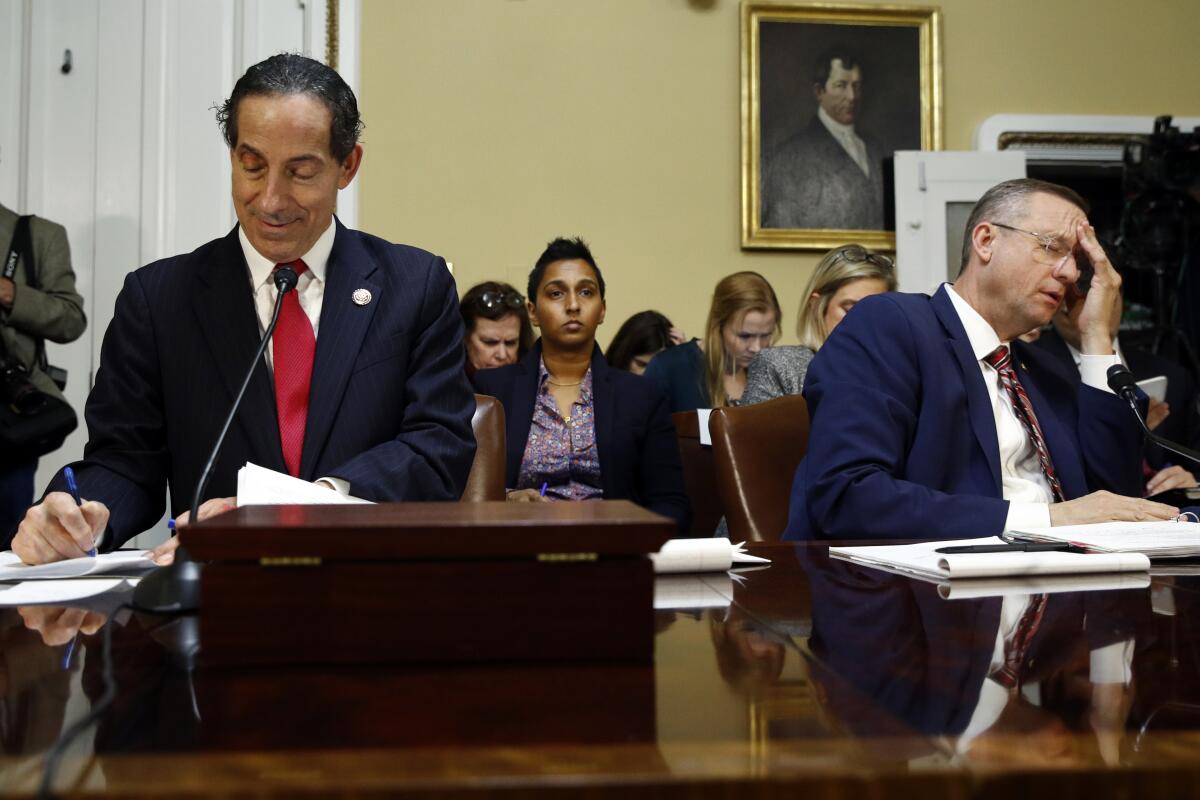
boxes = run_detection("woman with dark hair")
[605,310,686,375]
[472,237,689,533]
[459,281,534,376]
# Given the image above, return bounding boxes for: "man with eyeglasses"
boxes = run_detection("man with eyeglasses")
[785,177,1178,541]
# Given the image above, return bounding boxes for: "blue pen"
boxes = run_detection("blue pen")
[63,467,96,557]
[62,636,77,670]
[539,482,548,497]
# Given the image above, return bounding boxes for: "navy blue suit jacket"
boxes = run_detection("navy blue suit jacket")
[784,286,1144,540]
[472,342,690,533]
[48,221,476,548]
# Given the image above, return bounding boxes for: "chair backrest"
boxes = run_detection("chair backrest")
[709,395,810,542]
[671,410,724,537]
[461,394,506,502]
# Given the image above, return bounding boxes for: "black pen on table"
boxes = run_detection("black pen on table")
[936,542,1088,554]
[63,466,96,557]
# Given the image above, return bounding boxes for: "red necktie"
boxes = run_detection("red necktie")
[984,345,1065,502]
[273,260,315,477]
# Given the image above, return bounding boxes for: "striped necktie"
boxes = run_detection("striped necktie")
[984,345,1064,502]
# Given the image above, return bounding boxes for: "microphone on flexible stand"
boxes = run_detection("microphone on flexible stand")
[1107,363,1200,469]
[132,266,299,614]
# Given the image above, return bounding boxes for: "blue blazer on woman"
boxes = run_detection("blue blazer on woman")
[472,341,690,534]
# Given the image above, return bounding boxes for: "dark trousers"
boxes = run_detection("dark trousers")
[0,458,36,549]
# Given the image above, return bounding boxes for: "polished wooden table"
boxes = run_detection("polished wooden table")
[3,541,1200,796]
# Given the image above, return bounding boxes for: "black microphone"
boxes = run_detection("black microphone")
[1107,363,1200,468]
[132,266,298,615]
[191,265,298,517]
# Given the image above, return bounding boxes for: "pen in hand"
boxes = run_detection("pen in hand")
[63,466,96,557]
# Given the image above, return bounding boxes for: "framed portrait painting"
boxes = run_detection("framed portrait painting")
[741,2,943,250]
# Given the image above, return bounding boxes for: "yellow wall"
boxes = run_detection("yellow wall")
[359,0,1200,347]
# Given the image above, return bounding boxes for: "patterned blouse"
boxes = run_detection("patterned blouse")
[515,358,603,501]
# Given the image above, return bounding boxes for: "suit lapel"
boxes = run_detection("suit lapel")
[191,227,284,471]
[505,346,541,485]
[932,288,1002,494]
[589,346,615,495]
[301,220,380,478]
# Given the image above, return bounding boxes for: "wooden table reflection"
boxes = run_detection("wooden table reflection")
[2,542,1200,796]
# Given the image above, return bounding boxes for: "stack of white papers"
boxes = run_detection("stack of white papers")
[236,462,373,506]
[829,537,1149,582]
[651,538,770,574]
[1006,520,1200,558]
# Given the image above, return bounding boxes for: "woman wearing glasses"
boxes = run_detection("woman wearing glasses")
[643,271,782,412]
[471,237,690,533]
[741,245,895,406]
[459,281,534,376]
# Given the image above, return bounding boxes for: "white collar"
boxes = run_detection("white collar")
[945,283,1006,362]
[239,217,336,290]
[818,106,860,140]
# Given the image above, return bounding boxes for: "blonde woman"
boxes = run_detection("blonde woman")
[741,245,895,407]
[643,271,781,411]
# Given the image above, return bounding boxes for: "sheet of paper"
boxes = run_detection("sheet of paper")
[0,578,133,605]
[237,462,373,506]
[0,550,155,581]
[1008,520,1200,557]
[697,409,713,447]
[830,537,1149,581]
[936,572,1151,600]
[651,538,771,574]
[654,574,734,609]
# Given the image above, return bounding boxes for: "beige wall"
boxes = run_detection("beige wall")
[359,0,1200,348]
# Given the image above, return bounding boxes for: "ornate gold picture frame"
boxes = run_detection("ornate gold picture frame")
[741,2,943,251]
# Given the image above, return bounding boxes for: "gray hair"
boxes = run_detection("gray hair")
[958,178,1089,274]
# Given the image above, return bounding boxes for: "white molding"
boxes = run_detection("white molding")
[335,0,360,229]
[976,113,1200,151]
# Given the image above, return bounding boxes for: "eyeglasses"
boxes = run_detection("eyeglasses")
[836,245,894,271]
[990,222,1076,267]
[477,290,525,312]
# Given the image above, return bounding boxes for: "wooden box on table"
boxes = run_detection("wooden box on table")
[180,500,673,666]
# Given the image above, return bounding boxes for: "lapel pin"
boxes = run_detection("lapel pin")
[352,288,372,306]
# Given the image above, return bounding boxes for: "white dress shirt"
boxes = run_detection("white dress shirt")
[945,285,1121,531]
[239,220,335,370]
[818,106,871,178]
[939,287,1128,757]
[238,220,349,495]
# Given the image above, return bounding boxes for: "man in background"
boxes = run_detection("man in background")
[761,47,885,231]
[12,53,475,564]
[1035,286,1200,496]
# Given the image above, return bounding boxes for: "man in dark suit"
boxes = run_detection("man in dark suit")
[1035,292,1200,496]
[761,47,885,231]
[785,178,1178,541]
[11,54,475,565]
